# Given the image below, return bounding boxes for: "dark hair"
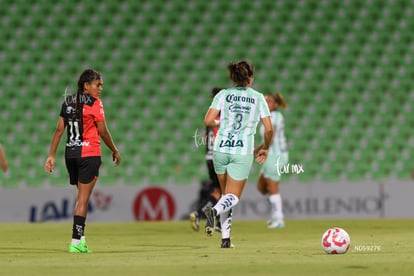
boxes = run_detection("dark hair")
[227,60,255,86]
[72,69,102,121]
[211,87,224,98]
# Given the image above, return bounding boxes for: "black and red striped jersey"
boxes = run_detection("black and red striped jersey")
[60,94,105,158]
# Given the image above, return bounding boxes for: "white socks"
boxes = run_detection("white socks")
[71,236,86,245]
[213,193,239,215]
[220,210,232,239]
[71,239,80,245]
[269,193,283,220]
[213,194,239,239]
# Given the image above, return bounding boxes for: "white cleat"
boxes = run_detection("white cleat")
[267,219,285,229]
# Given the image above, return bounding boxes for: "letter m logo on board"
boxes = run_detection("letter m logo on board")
[133,187,176,221]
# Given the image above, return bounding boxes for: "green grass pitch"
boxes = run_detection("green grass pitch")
[1,219,413,275]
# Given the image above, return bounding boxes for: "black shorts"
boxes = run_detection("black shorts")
[206,159,220,189]
[65,156,102,185]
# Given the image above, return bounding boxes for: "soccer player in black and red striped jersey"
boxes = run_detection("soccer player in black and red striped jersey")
[189,88,223,232]
[45,69,121,253]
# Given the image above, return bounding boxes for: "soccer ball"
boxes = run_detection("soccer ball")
[321,227,350,254]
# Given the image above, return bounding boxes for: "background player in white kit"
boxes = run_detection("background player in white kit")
[255,93,288,229]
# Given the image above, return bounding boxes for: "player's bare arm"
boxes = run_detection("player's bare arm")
[45,117,65,173]
[96,121,121,166]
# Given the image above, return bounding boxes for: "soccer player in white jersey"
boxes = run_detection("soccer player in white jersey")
[255,93,288,229]
[203,60,273,248]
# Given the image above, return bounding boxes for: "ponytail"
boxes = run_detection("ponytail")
[72,69,102,121]
[227,60,255,86]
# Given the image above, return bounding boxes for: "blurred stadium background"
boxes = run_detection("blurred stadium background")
[0,0,413,190]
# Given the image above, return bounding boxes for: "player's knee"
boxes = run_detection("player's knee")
[257,182,267,194]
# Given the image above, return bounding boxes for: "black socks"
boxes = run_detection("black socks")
[72,215,86,240]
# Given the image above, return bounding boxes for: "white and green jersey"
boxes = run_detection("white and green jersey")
[260,110,288,154]
[210,86,271,155]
